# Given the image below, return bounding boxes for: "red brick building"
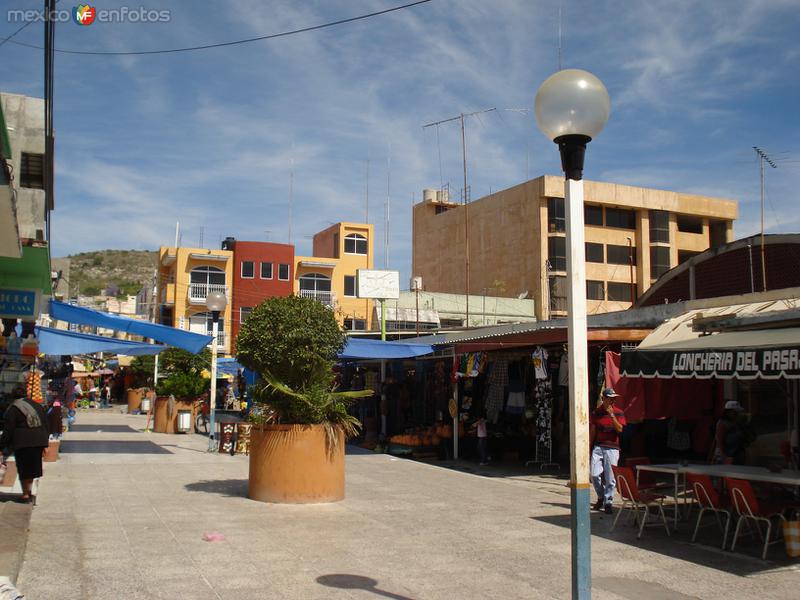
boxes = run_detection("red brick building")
[636,233,800,307]
[223,238,294,351]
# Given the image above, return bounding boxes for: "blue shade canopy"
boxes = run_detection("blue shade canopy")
[36,326,166,356]
[49,300,212,354]
[217,357,245,376]
[338,338,434,360]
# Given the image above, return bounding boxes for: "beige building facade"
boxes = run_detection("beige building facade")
[412,176,737,322]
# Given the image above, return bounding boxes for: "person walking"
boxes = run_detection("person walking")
[590,388,627,514]
[713,400,751,465]
[0,394,49,504]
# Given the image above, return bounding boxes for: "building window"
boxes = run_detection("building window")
[607,244,636,266]
[605,207,636,230]
[549,275,567,313]
[240,307,252,323]
[435,205,450,215]
[20,153,44,189]
[260,262,273,279]
[585,242,604,263]
[678,249,700,265]
[586,280,605,301]
[278,263,290,281]
[607,282,634,302]
[190,266,225,286]
[344,275,356,297]
[650,246,671,280]
[548,198,565,233]
[343,318,366,331]
[548,236,566,271]
[344,233,368,255]
[649,210,670,243]
[241,261,254,279]
[677,215,704,234]
[585,204,603,226]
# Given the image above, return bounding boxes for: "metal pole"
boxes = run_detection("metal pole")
[565,176,591,600]
[153,353,159,388]
[627,237,635,304]
[461,114,470,327]
[759,154,766,292]
[380,299,387,342]
[415,288,420,337]
[208,315,219,452]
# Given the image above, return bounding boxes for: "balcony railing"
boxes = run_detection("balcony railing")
[188,283,228,304]
[298,289,334,307]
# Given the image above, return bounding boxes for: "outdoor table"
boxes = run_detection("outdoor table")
[636,463,800,530]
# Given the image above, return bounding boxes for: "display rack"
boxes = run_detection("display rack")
[526,380,559,471]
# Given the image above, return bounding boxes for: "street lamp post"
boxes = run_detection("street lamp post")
[534,69,610,600]
[205,291,227,452]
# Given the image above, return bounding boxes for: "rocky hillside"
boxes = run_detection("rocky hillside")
[60,250,157,298]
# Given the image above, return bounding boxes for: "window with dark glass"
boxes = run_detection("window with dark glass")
[260,262,273,279]
[549,276,567,313]
[344,233,368,255]
[20,153,44,189]
[344,318,366,331]
[677,215,703,234]
[278,263,290,280]
[605,207,636,229]
[649,210,670,243]
[607,282,634,302]
[241,261,254,279]
[548,236,566,271]
[548,197,565,233]
[650,246,671,279]
[585,242,604,263]
[585,204,603,226]
[240,307,252,323]
[344,275,356,297]
[586,280,605,300]
[678,249,701,264]
[607,244,636,265]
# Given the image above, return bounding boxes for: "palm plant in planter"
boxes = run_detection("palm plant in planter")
[236,295,371,503]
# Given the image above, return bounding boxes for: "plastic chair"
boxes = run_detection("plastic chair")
[726,477,787,560]
[611,465,671,539]
[624,456,672,492]
[686,472,731,548]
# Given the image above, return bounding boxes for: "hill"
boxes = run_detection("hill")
[60,249,158,298]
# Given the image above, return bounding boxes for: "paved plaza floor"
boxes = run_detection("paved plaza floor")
[11,411,800,599]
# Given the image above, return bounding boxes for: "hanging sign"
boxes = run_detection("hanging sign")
[621,347,800,380]
[0,287,41,320]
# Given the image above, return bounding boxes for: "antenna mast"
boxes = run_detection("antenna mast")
[753,146,777,292]
[288,146,294,245]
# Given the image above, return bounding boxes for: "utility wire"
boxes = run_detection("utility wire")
[0,0,62,50]
[0,0,433,56]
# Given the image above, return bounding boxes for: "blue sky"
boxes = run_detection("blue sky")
[1,0,798,284]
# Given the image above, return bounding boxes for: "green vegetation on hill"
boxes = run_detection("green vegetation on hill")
[60,249,157,298]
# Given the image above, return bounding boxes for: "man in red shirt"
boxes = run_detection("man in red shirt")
[590,388,627,514]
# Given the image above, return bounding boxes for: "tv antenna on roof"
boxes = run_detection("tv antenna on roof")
[753,146,777,292]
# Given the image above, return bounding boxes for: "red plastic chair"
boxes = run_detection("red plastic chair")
[686,472,731,548]
[624,457,672,492]
[611,465,671,539]
[726,477,787,560]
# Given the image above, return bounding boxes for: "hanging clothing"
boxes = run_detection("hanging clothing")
[532,347,549,380]
[484,358,509,424]
[558,352,569,387]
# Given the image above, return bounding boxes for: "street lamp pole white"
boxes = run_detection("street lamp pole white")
[535,69,610,600]
[205,291,227,452]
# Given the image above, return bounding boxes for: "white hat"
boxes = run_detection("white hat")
[724,400,744,411]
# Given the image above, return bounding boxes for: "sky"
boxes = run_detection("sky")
[1,0,798,285]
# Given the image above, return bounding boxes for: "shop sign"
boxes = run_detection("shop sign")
[621,347,800,380]
[0,287,41,319]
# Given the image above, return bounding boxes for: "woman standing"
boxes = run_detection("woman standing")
[0,395,49,504]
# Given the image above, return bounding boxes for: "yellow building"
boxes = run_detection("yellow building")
[294,222,374,330]
[412,176,738,322]
[157,246,234,354]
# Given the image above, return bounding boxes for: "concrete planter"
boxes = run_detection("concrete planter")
[248,424,345,504]
[153,396,196,434]
[126,388,144,413]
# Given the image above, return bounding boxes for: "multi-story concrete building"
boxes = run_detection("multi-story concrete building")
[295,222,374,330]
[412,176,737,322]
[157,246,234,354]
[223,238,294,350]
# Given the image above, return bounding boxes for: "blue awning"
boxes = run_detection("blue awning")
[338,338,434,360]
[217,357,244,375]
[36,326,166,356]
[49,300,212,354]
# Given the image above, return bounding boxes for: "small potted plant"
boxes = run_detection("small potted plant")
[236,295,370,503]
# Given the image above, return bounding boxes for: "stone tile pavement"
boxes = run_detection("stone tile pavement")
[13,411,800,599]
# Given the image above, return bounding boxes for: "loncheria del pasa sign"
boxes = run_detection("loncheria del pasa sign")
[621,347,800,379]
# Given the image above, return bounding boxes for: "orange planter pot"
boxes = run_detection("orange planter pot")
[126,388,144,413]
[248,424,345,504]
[153,397,196,434]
